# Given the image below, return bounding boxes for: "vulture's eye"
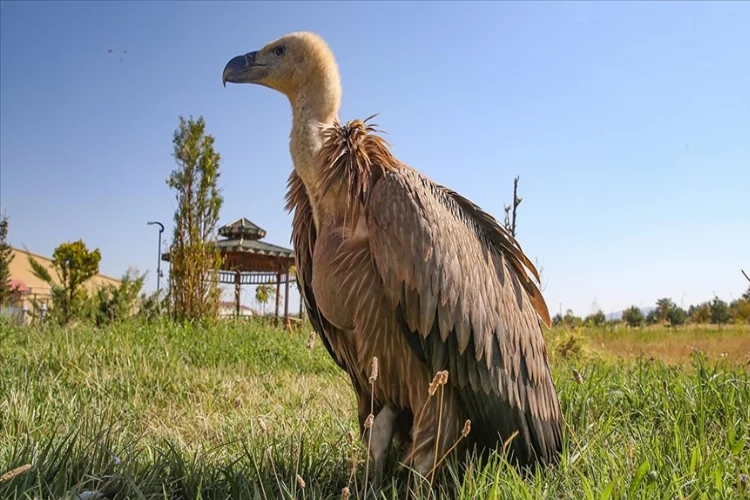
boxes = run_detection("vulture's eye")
[273,46,285,57]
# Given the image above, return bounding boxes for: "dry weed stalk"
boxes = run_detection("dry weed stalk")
[425,419,472,483]
[502,430,520,456]
[430,371,450,486]
[293,400,312,500]
[344,429,360,500]
[405,370,450,496]
[1,464,31,483]
[306,331,315,350]
[263,447,284,497]
[363,356,379,499]
[572,369,583,385]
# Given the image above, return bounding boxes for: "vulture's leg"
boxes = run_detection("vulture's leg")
[405,389,464,484]
[356,388,377,436]
[364,405,398,495]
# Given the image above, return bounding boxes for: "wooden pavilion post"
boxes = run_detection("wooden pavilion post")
[234,270,241,317]
[284,271,290,327]
[274,272,281,326]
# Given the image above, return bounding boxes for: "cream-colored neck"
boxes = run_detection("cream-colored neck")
[288,79,341,230]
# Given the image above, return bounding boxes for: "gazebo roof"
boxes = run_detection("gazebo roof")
[216,237,294,259]
[218,217,266,240]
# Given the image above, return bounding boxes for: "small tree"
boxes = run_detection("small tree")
[655,298,675,324]
[584,310,606,327]
[666,305,687,327]
[688,302,711,324]
[552,313,563,327]
[729,298,750,324]
[622,306,645,327]
[710,296,731,326]
[558,309,582,328]
[27,239,101,325]
[0,214,16,306]
[500,177,548,294]
[255,283,276,315]
[94,267,147,326]
[503,176,522,238]
[166,115,224,321]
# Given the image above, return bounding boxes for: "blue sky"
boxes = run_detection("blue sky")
[1,1,748,317]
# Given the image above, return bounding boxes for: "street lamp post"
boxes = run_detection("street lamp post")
[147,221,165,303]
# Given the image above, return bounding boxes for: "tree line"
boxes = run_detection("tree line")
[553,292,750,329]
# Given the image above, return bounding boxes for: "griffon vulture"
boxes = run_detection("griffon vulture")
[222,32,564,486]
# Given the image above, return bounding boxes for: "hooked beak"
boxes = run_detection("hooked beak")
[222,51,264,87]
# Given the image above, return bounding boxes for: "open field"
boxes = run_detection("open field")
[552,323,750,368]
[1,320,748,499]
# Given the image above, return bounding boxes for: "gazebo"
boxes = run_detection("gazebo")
[161,217,298,325]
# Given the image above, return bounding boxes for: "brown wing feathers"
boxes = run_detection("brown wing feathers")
[440,187,551,328]
[284,171,348,370]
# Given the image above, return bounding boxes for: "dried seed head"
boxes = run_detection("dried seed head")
[346,430,355,445]
[256,416,268,433]
[364,413,374,429]
[296,474,306,489]
[461,419,471,438]
[428,372,441,396]
[1,464,31,483]
[428,370,449,396]
[572,369,583,385]
[341,486,351,499]
[306,332,316,350]
[369,356,379,384]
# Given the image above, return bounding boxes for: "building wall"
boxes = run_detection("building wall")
[218,301,257,318]
[4,246,122,315]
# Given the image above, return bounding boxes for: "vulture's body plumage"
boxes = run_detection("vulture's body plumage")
[223,32,564,486]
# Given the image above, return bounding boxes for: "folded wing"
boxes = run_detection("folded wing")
[365,166,564,467]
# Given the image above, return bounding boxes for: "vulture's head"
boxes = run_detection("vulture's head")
[222,31,341,106]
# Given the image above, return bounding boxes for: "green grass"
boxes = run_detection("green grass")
[0,319,748,499]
